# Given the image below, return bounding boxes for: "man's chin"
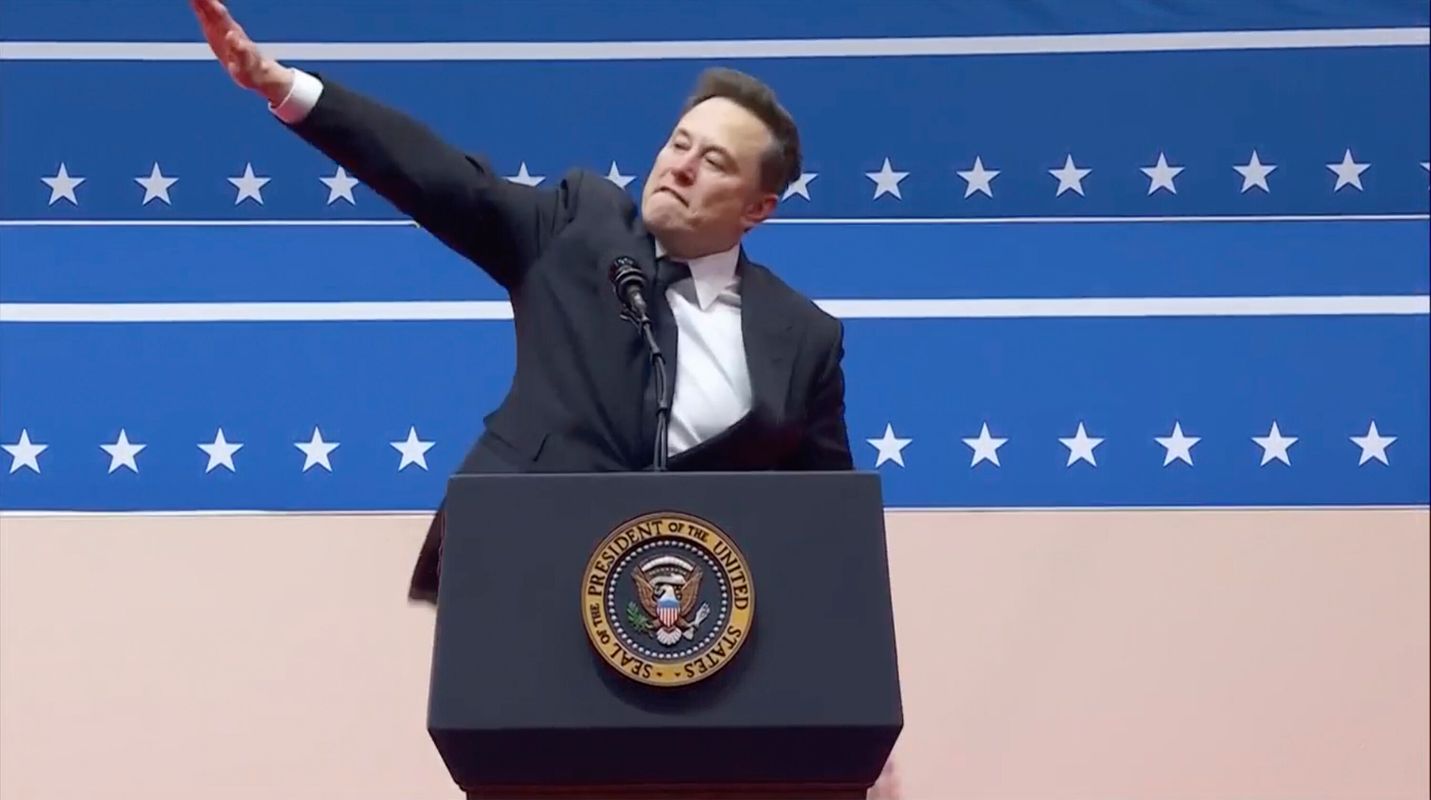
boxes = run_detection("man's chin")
[640,204,684,236]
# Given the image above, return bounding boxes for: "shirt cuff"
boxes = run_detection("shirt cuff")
[269,68,323,124]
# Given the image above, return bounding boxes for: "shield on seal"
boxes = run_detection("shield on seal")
[656,588,680,628]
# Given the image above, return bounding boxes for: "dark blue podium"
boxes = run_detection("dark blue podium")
[428,471,903,799]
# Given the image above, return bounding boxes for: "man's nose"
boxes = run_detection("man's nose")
[672,154,698,183]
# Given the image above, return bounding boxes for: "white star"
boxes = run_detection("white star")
[962,422,1007,468]
[41,163,84,205]
[782,171,817,201]
[866,423,911,468]
[390,426,435,471]
[507,162,544,186]
[320,166,359,205]
[1049,154,1091,196]
[135,163,177,205]
[956,156,999,198]
[1140,152,1184,195]
[1327,149,1369,192]
[1350,421,1395,466]
[1422,161,1430,174]
[1059,422,1104,467]
[294,426,339,472]
[604,161,634,189]
[227,162,270,205]
[101,429,146,473]
[866,158,908,200]
[1234,150,1277,193]
[198,428,244,473]
[1251,421,1297,466]
[1155,422,1200,466]
[3,429,47,474]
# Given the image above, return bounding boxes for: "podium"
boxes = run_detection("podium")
[428,471,903,799]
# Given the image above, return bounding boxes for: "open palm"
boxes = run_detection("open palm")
[189,0,291,102]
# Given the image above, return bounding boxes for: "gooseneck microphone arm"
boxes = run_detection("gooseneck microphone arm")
[608,256,672,471]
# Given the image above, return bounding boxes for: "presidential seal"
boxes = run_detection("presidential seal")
[581,511,754,687]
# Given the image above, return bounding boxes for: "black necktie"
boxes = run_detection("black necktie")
[644,257,689,459]
[653,256,690,370]
[655,257,691,295]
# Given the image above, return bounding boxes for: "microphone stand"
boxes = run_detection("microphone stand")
[615,293,671,471]
[610,255,672,471]
[639,320,672,472]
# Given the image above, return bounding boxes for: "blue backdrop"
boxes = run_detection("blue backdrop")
[1,1,1427,511]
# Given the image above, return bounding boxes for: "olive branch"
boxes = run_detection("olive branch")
[626,601,654,633]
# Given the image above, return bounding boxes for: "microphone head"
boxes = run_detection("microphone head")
[608,255,644,291]
[607,254,649,322]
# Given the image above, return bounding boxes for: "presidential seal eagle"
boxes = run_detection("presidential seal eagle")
[634,563,712,646]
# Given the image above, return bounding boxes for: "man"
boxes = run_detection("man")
[190,0,856,603]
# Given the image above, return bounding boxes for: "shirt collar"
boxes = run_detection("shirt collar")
[654,238,741,310]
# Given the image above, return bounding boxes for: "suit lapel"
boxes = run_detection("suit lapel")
[737,252,796,420]
[585,212,663,463]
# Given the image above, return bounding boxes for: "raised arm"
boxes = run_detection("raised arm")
[189,0,574,289]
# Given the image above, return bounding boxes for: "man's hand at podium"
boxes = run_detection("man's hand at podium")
[190,0,295,106]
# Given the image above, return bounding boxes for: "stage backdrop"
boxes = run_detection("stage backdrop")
[1,2,1427,799]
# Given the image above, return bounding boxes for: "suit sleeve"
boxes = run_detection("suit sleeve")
[787,318,856,471]
[280,74,578,290]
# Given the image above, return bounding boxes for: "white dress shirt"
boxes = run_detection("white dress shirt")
[270,70,753,456]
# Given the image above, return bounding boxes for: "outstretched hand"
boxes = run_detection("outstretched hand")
[189,0,293,104]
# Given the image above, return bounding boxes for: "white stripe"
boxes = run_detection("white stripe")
[821,296,1431,318]
[770,214,1431,225]
[1,296,1426,323]
[1,214,1426,228]
[0,301,512,322]
[1,28,1425,61]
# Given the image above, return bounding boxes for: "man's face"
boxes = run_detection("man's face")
[640,97,779,258]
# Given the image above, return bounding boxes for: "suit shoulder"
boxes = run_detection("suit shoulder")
[558,166,637,213]
[743,258,841,338]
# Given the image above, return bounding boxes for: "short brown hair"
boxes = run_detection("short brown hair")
[682,67,802,197]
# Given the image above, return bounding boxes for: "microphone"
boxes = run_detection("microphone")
[606,254,672,471]
[608,255,649,324]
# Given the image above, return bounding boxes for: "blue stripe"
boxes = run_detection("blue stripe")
[2,221,1428,303]
[3,0,1426,43]
[1,316,1425,510]
[4,47,1428,220]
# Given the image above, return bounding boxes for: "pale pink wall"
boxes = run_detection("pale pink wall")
[2,508,1426,799]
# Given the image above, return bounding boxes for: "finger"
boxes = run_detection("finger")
[208,0,240,30]
[224,28,252,64]
[194,2,232,55]
[214,3,255,57]
[191,0,222,27]
[196,0,240,42]
[197,24,228,62]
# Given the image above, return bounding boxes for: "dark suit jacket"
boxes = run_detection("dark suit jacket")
[283,76,855,602]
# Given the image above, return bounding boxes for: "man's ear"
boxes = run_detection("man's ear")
[743,193,779,229]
